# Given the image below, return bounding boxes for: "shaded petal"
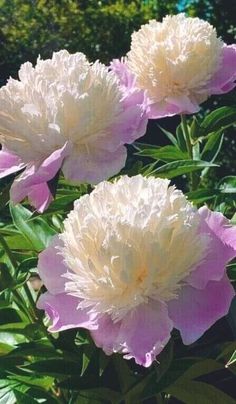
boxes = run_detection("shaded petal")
[62,146,127,184]
[90,315,121,355]
[10,143,70,211]
[187,207,236,289]
[0,149,25,179]
[110,59,148,144]
[113,91,148,145]
[168,276,235,345]
[110,58,136,90]
[38,236,67,295]
[148,95,200,119]
[199,206,236,251]
[91,301,173,367]
[28,183,53,213]
[207,45,236,95]
[37,292,98,332]
[118,301,173,367]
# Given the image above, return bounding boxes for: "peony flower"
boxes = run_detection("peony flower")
[0,50,147,212]
[37,175,236,367]
[111,14,236,118]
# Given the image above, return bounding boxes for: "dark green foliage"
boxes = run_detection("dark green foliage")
[0,0,176,84]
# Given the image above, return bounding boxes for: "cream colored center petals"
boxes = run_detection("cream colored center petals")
[127,14,223,103]
[60,175,209,322]
[0,50,123,162]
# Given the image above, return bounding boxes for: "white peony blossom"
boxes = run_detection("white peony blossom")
[60,175,208,322]
[127,14,223,110]
[0,50,124,163]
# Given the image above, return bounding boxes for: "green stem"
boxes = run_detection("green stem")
[0,233,17,268]
[181,115,199,191]
[181,114,192,158]
[23,283,39,320]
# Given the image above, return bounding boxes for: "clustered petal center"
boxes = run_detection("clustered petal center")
[0,50,123,162]
[60,175,209,322]
[127,14,223,104]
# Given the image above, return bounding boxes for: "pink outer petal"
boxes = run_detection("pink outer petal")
[110,59,148,143]
[91,301,173,367]
[199,206,236,250]
[38,236,67,295]
[113,91,148,145]
[62,145,127,184]
[0,148,25,178]
[90,315,121,355]
[27,183,53,213]
[110,58,136,90]
[10,143,70,212]
[187,207,236,289]
[207,45,236,95]
[37,292,98,333]
[168,276,235,345]
[147,95,200,119]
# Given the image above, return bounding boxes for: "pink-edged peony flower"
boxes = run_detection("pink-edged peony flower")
[37,175,236,367]
[111,14,236,118]
[0,50,147,212]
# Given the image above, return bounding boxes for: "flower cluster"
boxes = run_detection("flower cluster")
[0,50,147,212]
[37,175,236,367]
[0,14,235,368]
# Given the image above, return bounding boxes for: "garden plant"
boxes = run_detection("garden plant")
[0,7,236,404]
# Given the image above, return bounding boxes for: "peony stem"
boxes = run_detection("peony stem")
[181,114,192,159]
[181,115,199,191]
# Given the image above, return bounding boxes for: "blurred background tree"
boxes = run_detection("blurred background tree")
[0,0,235,179]
[0,0,176,84]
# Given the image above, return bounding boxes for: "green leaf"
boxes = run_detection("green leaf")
[149,358,200,396]
[186,189,219,204]
[0,263,14,291]
[12,390,38,404]
[113,354,136,393]
[176,124,188,152]
[0,331,26,346]
[75,388,121,403]
[135,145,188,162]
[0,379,29,404]
[226,350,236,367]
[168,381,235,404]
[175,359,223,381]
[218,176,236,194]
[17,258,38,274]
[201,131,224,162]
[227,262,236,281]
[10,204,56,252]
[190,116,202,139]
[4,235,33,251]
[0,342,14,356]
[10,374,55,390]
[124,342,173,401]
[0,183,11,212]
[200,106,236,135]
[8,342,61,359]
[25,359,82,377]
[149,160,217,179]
[157,125,178,147]
[0,308,21,325]
[45,192,82,214]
